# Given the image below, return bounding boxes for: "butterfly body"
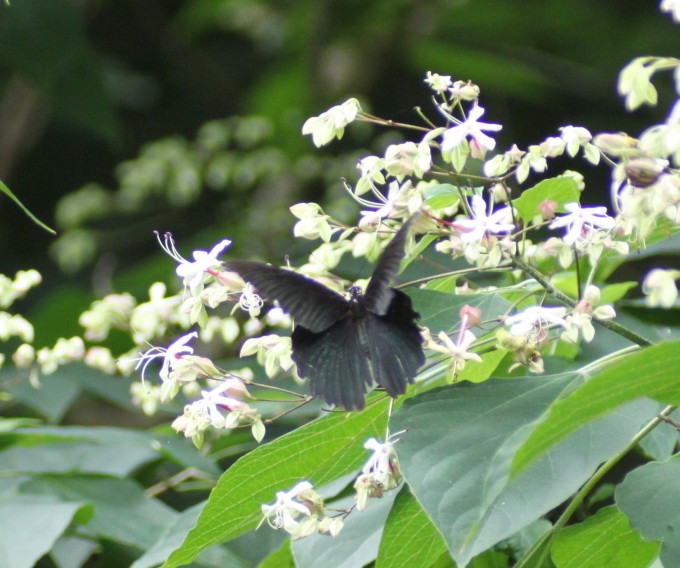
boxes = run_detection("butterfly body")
[226,217,424,410]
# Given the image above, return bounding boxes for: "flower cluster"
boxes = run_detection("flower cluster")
[261,434,403,540]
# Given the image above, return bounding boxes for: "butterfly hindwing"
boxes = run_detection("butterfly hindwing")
[362,215,415,315]
[225,261,349,333]
[366,290,425,397]
[292,317,373,410]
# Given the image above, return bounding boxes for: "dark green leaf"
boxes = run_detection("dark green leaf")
[616,456,680,568]
[377,486,449,568]
[512,340,680,476]
[0,494,92,568]
[391,376,658,567]
[551,505,659,568]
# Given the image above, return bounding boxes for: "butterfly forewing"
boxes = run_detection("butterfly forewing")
[362,215,415,315]
[225,261,349,333]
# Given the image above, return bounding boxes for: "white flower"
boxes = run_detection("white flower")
[302,98,362,147]
[454,194,515,244]
[441,103,502,154]
[559,125,592,157]
[134,331,198,384]
[505,306,568,337]
[198,379,251,429]
[424,71,452,94]
[661,0,680,22]
[261,481,319,538]
[157,232,231,293]
[238,282,264,317]
[384,141,432,180]
[643,268,680,308]
[362,437,399,488]
[548,202,616,246]
[429,330,483,377]
[618,57,658,111]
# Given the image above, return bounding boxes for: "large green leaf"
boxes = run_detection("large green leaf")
[391,376,658,567]
[131,503,245,568]
[377,487,449,568]
[20,474,176,549]
[410,289,512,335]
[551,505,659,568]
[0,494,92,568]
[164,399,389,567]
[513,177,580,224]
[512,340,680,477]
[616,456,680,568]
[0,426,163,476]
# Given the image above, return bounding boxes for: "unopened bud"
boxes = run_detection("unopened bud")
[593,132,638,156]
[624,157,664,188]
[537,199,558,220]
[460,305,482,327]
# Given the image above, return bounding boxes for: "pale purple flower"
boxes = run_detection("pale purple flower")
[441,103,502,153]
[454,194,515,244]
[548,203,616,246]
[505,306,568,337]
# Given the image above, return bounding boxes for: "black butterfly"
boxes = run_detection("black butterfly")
[225,216,424,410]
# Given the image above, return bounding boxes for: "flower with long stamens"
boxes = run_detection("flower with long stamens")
[156,232,231,293]
[133,331,198,386]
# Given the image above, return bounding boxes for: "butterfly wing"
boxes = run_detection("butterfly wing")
[366,289,424,397]
[292,317,374,411]
[226,261,349,333]
[292,290,424,409]
[362,215,415,315]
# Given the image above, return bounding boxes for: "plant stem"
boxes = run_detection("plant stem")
[554,404,677,531]
[511,256,652,347]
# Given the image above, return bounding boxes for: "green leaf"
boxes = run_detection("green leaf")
[551,505,659,568]
[20,474,177,549]
[0,178,55,234]
[410,289,512,335]
[423,183,462,209]
[131,503,245,568]
[616,456,680,568]
[390,376,658,567]
[513,177,580,224]
[258,538,295,568]
[163,399,389,568]
[456,348,506,383]
[0,426,162,476]
[0,494,92,568]
[511,340,680,477]
[377,487,449,568]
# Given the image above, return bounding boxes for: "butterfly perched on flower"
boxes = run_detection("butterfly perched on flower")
[226,216,424,410]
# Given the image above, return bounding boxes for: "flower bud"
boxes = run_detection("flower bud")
[593,133,638,156]
[624,157,664,188]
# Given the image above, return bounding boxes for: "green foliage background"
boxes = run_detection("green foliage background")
[0,1,678,567]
